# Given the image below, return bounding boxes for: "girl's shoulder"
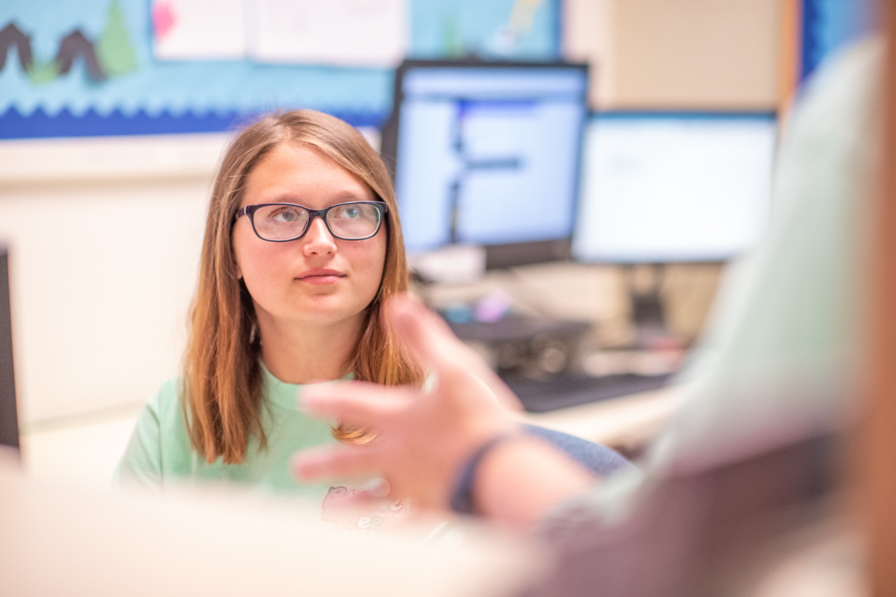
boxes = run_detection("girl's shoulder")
[141,377,188,427]
[115,377,191,487]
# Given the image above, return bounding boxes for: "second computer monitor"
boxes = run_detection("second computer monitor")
[572,112,777,264]
[382,60,589,268]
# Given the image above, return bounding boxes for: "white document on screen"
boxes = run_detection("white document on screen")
[152,0,248,60]
[247,0,408,67]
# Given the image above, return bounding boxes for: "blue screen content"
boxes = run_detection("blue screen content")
[393,67,587,253]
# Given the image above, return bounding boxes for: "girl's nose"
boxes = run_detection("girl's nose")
[302,216,337,256]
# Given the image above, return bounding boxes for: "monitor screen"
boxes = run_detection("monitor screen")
[382,60,588,268]
[572,112,777,263]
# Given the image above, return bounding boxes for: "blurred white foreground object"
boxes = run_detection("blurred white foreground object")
[0,449,539,597]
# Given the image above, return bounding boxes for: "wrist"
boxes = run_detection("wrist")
[450,431,598,526]
[449,433,521,515]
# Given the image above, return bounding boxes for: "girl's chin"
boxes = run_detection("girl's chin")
[255,295,374,330]
[283,307,368,329]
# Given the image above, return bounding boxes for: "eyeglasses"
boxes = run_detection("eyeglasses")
[234,201,388,242]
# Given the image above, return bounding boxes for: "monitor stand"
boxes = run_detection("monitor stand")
[623,264,680,350]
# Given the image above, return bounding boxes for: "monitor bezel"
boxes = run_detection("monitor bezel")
[571,109,779,266]
[381,58,590,270]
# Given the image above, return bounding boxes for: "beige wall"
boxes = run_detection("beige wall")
[562,0,617,107]
[565,0,782,109]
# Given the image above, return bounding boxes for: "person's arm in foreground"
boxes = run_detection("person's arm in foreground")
[293,294,596,529]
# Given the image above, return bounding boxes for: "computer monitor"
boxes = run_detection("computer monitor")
[572,111,777,346]
[381,60,589,270]
[572,111,777,264]
[0,246,19,452]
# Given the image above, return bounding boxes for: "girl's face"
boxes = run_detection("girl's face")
[233,143,387,333]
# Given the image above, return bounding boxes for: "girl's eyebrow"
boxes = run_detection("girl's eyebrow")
[258,190,373,204]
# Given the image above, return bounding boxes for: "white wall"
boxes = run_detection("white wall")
[0,134,227,423]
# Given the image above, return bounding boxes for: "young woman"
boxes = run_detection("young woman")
[115,110,424,500]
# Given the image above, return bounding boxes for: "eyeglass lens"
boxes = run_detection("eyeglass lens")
[252,203,382,241]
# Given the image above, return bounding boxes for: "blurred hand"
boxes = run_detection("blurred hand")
[292,294,519,511]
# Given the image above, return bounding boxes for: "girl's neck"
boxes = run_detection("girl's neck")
[257,314,364,385]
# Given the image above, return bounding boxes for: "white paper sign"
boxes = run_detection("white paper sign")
[152,0,247,60]
[248,0,408,66]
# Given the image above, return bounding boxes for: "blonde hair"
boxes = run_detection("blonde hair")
[183,110,423,464]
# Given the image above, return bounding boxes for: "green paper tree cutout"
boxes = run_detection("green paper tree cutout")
[96,0,137,77]
[26,60,59,84]
[442,14,465,58]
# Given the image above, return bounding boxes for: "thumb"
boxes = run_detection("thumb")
[384,294,476,377]
[384,294,521,409]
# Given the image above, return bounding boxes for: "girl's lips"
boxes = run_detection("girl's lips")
[299,275,343,285]
[296,269,345,285]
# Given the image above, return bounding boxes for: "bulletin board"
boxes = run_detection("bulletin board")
[0,0,560,139]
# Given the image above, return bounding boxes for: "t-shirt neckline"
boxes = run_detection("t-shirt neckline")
[259,360,354,410]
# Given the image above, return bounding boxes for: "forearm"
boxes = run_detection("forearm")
[472,438,598,528]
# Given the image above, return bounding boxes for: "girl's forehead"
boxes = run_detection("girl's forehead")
[241,143,374,205]
[257,142,345,176]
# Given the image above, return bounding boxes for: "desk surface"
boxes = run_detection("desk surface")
[18,385,688,488]
[519,384,688,454]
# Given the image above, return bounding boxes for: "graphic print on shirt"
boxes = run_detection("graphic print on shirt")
[321,485,406,538]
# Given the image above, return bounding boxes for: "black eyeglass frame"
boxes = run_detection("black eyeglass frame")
[234,201,389,242]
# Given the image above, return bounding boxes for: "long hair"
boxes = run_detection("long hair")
[184,110,423,464]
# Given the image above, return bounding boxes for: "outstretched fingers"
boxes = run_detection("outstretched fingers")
[384,294,520,408]
[291,444,383,482]
[385,294,457,360]
[301,380,415,430]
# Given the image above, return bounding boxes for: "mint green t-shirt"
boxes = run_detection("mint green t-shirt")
[114,364,340,500]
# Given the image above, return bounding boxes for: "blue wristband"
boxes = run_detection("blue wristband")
[449,434,518,515]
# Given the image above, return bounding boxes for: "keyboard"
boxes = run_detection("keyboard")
[502,372,675,413]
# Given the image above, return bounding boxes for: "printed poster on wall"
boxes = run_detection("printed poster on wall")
[151,0,246,60]
[248,0,408,67]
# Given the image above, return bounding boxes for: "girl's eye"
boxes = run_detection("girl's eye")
[333,205,363,219]
[271,207,301,222]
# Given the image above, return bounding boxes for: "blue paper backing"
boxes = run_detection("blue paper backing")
[800,0,879,81]
[0,0,560,139]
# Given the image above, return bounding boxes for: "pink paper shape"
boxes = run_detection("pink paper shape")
[153,1,177,41]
